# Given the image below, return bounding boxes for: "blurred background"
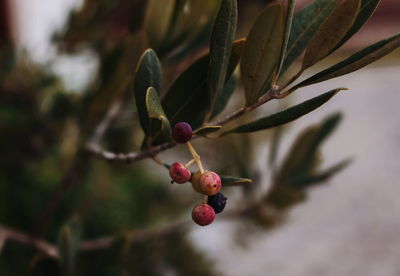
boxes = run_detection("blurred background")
[1,0,400,275]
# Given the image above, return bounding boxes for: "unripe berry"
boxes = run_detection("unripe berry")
[172,122,192,143]
[191,171,221,196]
[169,162,191,184]
[191,204,215,226]
[208,192,227,214]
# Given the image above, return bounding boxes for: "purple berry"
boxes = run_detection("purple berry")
[172,122,192,143]
[169,162,191,184]
[208,192,227,214]
[192,204,215,226]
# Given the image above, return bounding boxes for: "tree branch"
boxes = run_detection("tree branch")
[0,225,59,257]
[86,75,300,164]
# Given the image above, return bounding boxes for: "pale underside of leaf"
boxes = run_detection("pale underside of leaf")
[280,0,337,75]
[302,0,362,69]
[296,33,400,88]
[241,1,284,106]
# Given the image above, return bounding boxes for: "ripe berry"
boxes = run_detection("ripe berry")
[191,171,221,196]
[208,192,227,214]
[169,162,191,184]
[191,204,215,226]
[172,122,192,143]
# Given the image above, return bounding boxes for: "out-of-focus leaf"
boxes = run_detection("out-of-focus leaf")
[294,33,400,88]
[134,49,163,135]
[145,0,175,47]
[162,39,242,128]
[276,0,296,78]
[275,113,343,185]
[302,0,361,69]
[158,1,220,57]
[268,124,284,168]
[221,176,253,187]
[207,0,237,118]
[223,88,344,135]
[294,159,352,187]
[211,74,237,119]
[58,218,81,276]
[241,1,284,106]
[280,0,336,74]
[146,87,172,144]
[193,125,222,136]
[87,34,145,127]
[334,0,381,52]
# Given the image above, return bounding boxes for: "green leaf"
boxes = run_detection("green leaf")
[221,175,253,187]
[162,54,209,129]
[302,0,361,69]
[294,159,352,187]
[162,39,242,129]
[294,33,400,88]
[146,87,172,144]
[207,0,237,118]
[193,125,222,136]
[210,74,237,119]
[275,113,343,186]
[223,88,345,135]
[276,0,296,78]
[134,49,163,135]
[281,0,336,75]
[58,218,81,276]
[334,0,381,51]
[241,1,284,106]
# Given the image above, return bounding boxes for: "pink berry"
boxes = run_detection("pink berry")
[192,204,215,226]
[191,171,221,196]
[169,162,191,184]
[172,122,192,143]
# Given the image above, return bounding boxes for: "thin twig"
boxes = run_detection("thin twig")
[0,203,254,255]
[86,70,302,164]
[0,225,59,257]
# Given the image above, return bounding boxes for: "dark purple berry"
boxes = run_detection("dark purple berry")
[172,122,192,143]
[207,192,227,214]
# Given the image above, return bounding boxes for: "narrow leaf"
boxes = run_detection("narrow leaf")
[146,87,172,144]
[281,0,336,74]
[221,176,253,187]
[223,88,345,134]
[276,113,343,185]
[211,74,237,119]
[276,0,296,78]
[294,159,352,187]
[162,54,210,129]
[58,218,81,275]
[162,39,243,128]
[207,0,237,118]
[334,0,381,51]
[241,1,284,106]
[193,125,222,136]
[294,33,400,88]
[134,49,163,135]
[302,0,361,69]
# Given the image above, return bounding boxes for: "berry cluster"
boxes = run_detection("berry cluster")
[169,122,227,226]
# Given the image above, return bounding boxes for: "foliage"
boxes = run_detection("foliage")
[0,0,398,275]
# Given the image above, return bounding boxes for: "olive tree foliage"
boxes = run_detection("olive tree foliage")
[0,0,398,275]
